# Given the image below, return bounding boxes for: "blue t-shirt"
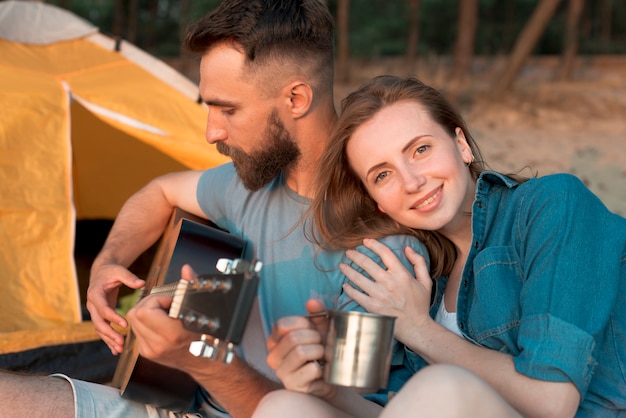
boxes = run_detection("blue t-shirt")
[197,163,429,404]
[405,171,626,416]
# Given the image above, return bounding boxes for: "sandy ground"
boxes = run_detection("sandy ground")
[173,54,625,216]
[335,55,626,217]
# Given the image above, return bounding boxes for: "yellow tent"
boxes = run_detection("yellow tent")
[0,1,228,353]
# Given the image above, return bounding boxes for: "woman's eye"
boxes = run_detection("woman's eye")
[415,145,429,155]
[374,171,389,183]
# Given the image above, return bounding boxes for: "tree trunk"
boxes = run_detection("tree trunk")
[179,0,190,51]
[145,0,158,52]
[494,0,563,94]
[406,0,421,75]
[599,0,613,52]
[126,0,138,44]
[449,0,478,88]
[336,0,351,83]
[112,0,126,39]
[557,0,584,80]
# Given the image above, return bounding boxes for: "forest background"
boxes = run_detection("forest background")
[41,0,626,216]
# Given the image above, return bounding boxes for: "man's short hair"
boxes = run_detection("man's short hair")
[184,0,335,95]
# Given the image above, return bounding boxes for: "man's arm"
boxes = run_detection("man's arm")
[87,170,204,354]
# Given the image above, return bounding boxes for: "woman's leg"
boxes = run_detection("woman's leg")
[381,364,522,418]
[252,390,357,418]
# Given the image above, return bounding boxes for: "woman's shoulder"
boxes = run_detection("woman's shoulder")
[516,173,623,226]
[518,173,597,203]
[524,172,586,190]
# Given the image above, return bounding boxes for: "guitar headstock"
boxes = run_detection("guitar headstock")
[168,258,262,363]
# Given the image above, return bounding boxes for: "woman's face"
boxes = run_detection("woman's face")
[346,100,475,234]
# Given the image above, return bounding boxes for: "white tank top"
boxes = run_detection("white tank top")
[435,301,463,337]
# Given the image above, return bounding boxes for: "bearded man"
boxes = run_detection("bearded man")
[0,1,425,417]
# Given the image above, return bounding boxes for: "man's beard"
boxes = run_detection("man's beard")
[216,110,301,191]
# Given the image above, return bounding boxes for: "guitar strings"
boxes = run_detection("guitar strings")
[149,282,179,297]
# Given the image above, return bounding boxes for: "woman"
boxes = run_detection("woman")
[253,76,626,418]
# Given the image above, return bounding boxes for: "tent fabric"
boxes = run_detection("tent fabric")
[0,1,229,348]
[0,0,97,44]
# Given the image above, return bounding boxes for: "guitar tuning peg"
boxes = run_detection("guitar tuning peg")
[216,258,234,274]
[231,259,244,273]
[197,315,220,333]
[223,342,236,364]
[189,335,220,360]
[182,312,197,328]
[216,258,263,275]
[216,278,232,293]
[250,260,263,273]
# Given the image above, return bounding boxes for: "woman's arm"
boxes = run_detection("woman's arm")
[341,238,580,418]
[264,299,382,417]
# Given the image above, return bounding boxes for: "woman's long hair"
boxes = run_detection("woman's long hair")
[307,76,488,278]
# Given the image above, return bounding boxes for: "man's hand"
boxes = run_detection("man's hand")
[87,262,145,355]
[126,264,198,369]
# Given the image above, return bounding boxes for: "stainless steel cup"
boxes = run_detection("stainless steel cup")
[322,310,396,390]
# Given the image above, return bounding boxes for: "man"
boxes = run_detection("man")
[0,1,424,417]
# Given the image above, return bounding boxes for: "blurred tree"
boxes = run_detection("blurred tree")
[557,0,584,80]
[599,0,613,52]
[112,0,125,39]
[127,0,138,43]
[406,0,421,74]
[336,0,351,82]
[179,0,190,56]
[449,0,478,88]
[43,0,626,69]
[144,0,158,51]
[494,0,563,94]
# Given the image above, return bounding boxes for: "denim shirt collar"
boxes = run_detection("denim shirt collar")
[476,170,520,190]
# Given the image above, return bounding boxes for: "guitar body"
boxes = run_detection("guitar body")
[111,209,245,412]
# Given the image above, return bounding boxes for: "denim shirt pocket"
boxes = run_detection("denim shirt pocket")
[464,246,524,353]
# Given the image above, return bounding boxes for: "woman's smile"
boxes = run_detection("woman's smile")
[412,185,443,212]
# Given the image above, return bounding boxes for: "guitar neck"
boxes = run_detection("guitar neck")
[149,282,178,297]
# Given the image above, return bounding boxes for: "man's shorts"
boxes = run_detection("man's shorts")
[52,374,229,418]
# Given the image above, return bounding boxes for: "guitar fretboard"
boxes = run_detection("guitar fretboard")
[149,282,179,297]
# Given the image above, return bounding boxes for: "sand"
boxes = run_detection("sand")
[336,55,626,217]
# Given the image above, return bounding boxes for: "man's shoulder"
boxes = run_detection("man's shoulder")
[201,162,237,181]
[200,163,284,195]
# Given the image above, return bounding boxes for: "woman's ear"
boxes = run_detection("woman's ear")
[285,82,313,119]
[455,127,473,163]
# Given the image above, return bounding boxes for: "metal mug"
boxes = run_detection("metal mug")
[322,310,396,390]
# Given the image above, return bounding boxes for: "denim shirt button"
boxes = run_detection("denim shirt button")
[462,280,468,288]
[474,241,479,249]
[459,322,465,330]
[477,201,482,208]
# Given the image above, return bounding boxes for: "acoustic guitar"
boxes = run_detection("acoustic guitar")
[111,208,260,412]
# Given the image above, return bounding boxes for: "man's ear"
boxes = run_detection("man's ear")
[284,81,313,118]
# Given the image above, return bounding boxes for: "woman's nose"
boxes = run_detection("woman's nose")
[402,169,426,193]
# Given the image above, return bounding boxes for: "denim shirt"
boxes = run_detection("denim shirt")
[404,171,626,416]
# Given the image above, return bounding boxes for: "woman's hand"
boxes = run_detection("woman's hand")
[266,299,339,400]
[340,238,434,342]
